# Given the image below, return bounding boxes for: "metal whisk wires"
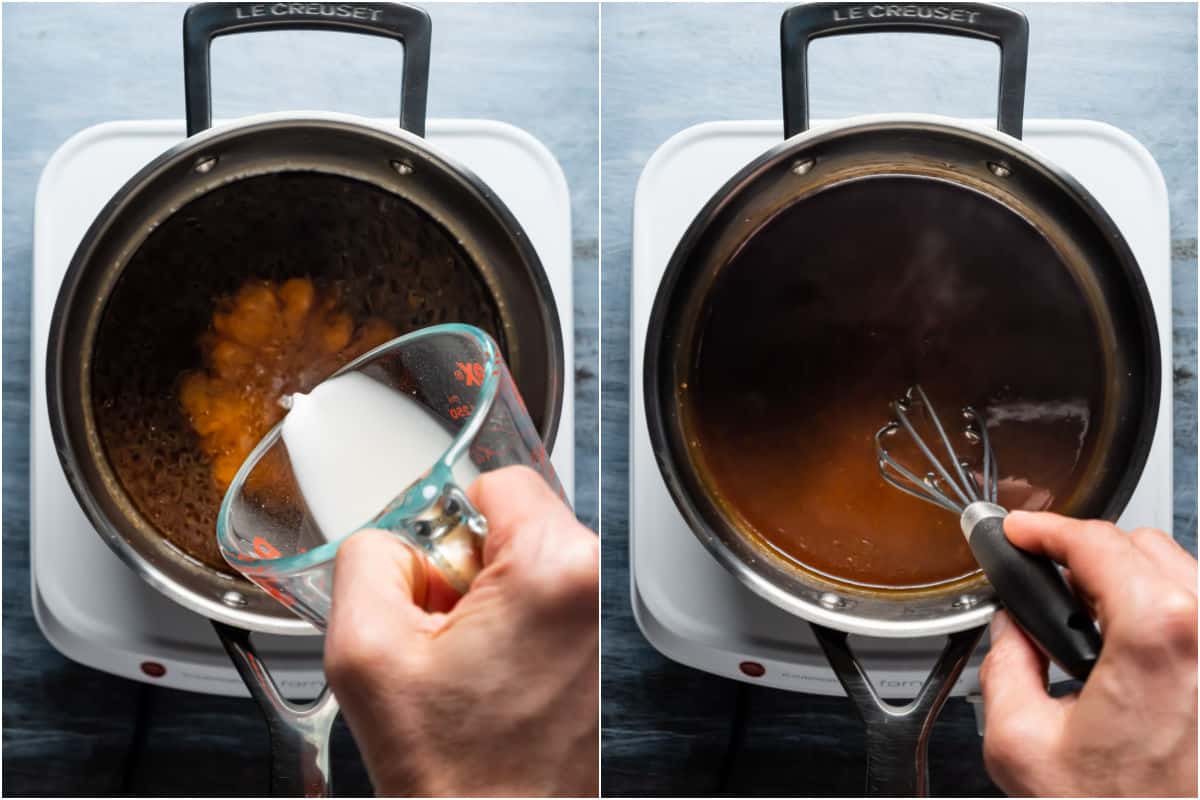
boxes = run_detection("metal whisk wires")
[875,385,997,514]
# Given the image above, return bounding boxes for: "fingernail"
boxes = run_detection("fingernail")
[990,610,1010,640]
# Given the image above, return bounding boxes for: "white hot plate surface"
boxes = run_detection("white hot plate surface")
[630,118,1172,700]
[32,117,575,698]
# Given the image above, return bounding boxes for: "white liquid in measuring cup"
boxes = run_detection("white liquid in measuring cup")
[281,371,480,542]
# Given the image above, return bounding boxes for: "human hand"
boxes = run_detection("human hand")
[324,466,599,797]
[979,511,1197,797]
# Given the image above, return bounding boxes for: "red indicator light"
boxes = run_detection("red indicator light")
[140,661,166,678]
[739,661,765,678]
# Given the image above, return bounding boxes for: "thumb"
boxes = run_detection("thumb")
[324,530,441,737]
[326,529,431,652]
[980,611,1064,751]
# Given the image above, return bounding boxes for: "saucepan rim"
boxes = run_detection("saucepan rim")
[47,110,565,635]
[644,112,1160,638]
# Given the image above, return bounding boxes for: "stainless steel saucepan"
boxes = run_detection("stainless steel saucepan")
[47,3,564,794]
[644,4,1158,794]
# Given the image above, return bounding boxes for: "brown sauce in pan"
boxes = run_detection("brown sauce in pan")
[92,173,505,573]
[682,176,1108,590]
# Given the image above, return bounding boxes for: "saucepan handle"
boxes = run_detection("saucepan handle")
[811,623,986,797]
[182,2,431,136]
[780,2,1029,138]
[212,621,341,797]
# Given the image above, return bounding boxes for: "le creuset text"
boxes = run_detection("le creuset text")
[235,3,385,22]
[832,5,984,24]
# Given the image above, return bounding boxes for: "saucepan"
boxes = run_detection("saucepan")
[46,2,563,794]
[644,3,1158,795]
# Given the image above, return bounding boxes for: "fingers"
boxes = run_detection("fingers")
[422,565,465,614]
[467,465,581,565]
[1128,527,1198,595]
[324,529,440,688]
[462,465,598,620]
[980,610,1057,724]
[1005,512,1198,675]
[333,528,428,616]
[980,611,1065,778]
[1003,511,1145,620]
[328,527,461,615]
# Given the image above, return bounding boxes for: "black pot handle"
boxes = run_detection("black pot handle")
[780,2,1029,139]
[183,2,431,136]
[213,622,341,797]
[811,623,986,796]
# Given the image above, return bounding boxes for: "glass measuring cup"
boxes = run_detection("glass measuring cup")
[216,323,562,629]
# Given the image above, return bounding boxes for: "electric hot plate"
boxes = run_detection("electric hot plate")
[32,117,576,698]
[629,118,1172,714]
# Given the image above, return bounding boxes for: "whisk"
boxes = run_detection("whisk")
[876,385,1101,681]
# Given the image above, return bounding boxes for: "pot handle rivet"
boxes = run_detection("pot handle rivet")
[221,590,247,608]
[194,155,218,174]
[987,161,1013,178]
[819,591,846,609]
[390,159,414,176]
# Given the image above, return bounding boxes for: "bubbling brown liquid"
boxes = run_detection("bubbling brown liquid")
[92,173,506,573]
[682,176,1107,590]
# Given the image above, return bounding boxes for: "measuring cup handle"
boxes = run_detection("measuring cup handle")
[374,482,488,595]
[212,622,341,797]
[810,623,986,796]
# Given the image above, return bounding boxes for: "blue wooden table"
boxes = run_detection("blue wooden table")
[600,2,1197,795]
[5,1,1198,797]
[1,3,597,795]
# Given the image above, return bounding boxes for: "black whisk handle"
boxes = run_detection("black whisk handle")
[962,503,1101,681]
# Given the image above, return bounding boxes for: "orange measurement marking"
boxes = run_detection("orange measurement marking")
[454,361,485,387]
[252,537,281,559]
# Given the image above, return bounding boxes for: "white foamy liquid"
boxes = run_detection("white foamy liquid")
[281,371,479,541]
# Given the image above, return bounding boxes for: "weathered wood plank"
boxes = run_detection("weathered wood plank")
[720,691,1002,797]
[119,690,373,796]
[2,104,142,800]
